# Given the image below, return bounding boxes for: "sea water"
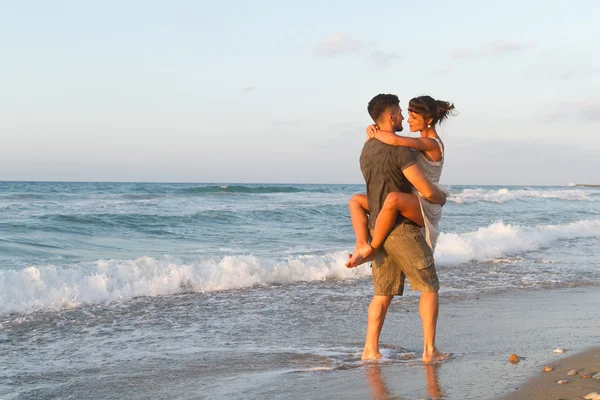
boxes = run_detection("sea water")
[0,182,599,399]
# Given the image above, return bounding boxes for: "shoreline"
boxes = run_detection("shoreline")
[344,286,600,400]
[2,285,600,399]
[500,347,600,399]
[214,286,600,400]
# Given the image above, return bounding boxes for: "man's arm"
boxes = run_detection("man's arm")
[403,164,446,205]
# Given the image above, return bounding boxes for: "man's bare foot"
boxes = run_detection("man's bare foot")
[361,350,383,360]
[422,347,448,363]
[345,243,376,268]
[361,343,383,360]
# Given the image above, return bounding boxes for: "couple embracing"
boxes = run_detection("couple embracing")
[346,93,455,363]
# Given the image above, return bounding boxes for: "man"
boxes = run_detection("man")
[358,93,446,363]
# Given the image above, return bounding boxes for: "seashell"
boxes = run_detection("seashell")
[553,348,565,354]
[508,354,520,364]
[557,379,572,384]
[593,373,600,380]
[542,366,553,372]
[584,392,600,400]
[581,372,592,379]
[567,369,578,376]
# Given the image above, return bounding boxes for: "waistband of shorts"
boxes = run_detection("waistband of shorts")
[387,223,421,236]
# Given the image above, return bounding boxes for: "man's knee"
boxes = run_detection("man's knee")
[372,295,393,309]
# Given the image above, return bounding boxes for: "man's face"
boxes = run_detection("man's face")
[391,105,404,132]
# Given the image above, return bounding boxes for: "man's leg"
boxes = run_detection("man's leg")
[380,224,444,363]
[420,291,444,362]
[423,363,443,398]
[362,295,393,360]
[366,364,392,399]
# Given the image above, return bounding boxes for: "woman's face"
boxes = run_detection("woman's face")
[407,111,426,132]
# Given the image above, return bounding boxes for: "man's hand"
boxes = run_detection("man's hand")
[403,164,446,205]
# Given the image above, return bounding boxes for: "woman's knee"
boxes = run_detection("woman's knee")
[383,192,404,210]
[349,194,367,208]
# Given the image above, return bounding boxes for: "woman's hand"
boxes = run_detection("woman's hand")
[365,124,379,140]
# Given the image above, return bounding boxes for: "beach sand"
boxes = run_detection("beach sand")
[255,287,600,400]
[500,347,600,400]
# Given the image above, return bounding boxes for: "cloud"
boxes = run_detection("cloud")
[526,64,600,81]
[430,66,453,76]
[554,66,600,80]
[173,9,211,28]
[546,98,600,123]
[315,32,362,56]
[371,50,401,67]
[241,85,256,94]
[315,33,400,67]
[449,40,530,60]
[571,98,600,122]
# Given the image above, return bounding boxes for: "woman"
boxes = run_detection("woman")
[346,95,455,268]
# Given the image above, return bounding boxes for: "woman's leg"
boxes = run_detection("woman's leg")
[369,192,424,249]
[345,194,375,268]
[348,194,369,248]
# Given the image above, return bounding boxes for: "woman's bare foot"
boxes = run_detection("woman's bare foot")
[345,243,376,268]
[422,347,448,363]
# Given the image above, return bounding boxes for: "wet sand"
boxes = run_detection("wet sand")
[500,347,600,400]
[257,287,600,400]
[5,286,599,399]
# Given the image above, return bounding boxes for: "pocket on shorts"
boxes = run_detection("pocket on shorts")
[410,229,435,270]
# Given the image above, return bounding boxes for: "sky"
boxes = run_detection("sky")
[1,0,599,185]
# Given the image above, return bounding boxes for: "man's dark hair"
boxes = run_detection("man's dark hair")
[367,94,399,122]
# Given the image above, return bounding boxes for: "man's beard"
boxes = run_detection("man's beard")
[396,126,404,132]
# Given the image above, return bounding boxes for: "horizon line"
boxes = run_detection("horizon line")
[0,179,585,187]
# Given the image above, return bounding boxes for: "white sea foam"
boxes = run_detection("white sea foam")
[0,252,370,315]
[1,219,599,315]
[449,188,597,203]
[435,218,600,266]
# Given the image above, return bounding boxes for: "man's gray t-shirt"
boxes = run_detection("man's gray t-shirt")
[360,140,416,230]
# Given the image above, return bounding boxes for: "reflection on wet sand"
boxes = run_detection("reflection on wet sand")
[365,362,445,400]
[423,363,445,399]
[365,364,395,400]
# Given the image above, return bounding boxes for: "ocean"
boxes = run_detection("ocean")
[1,182,599,399]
